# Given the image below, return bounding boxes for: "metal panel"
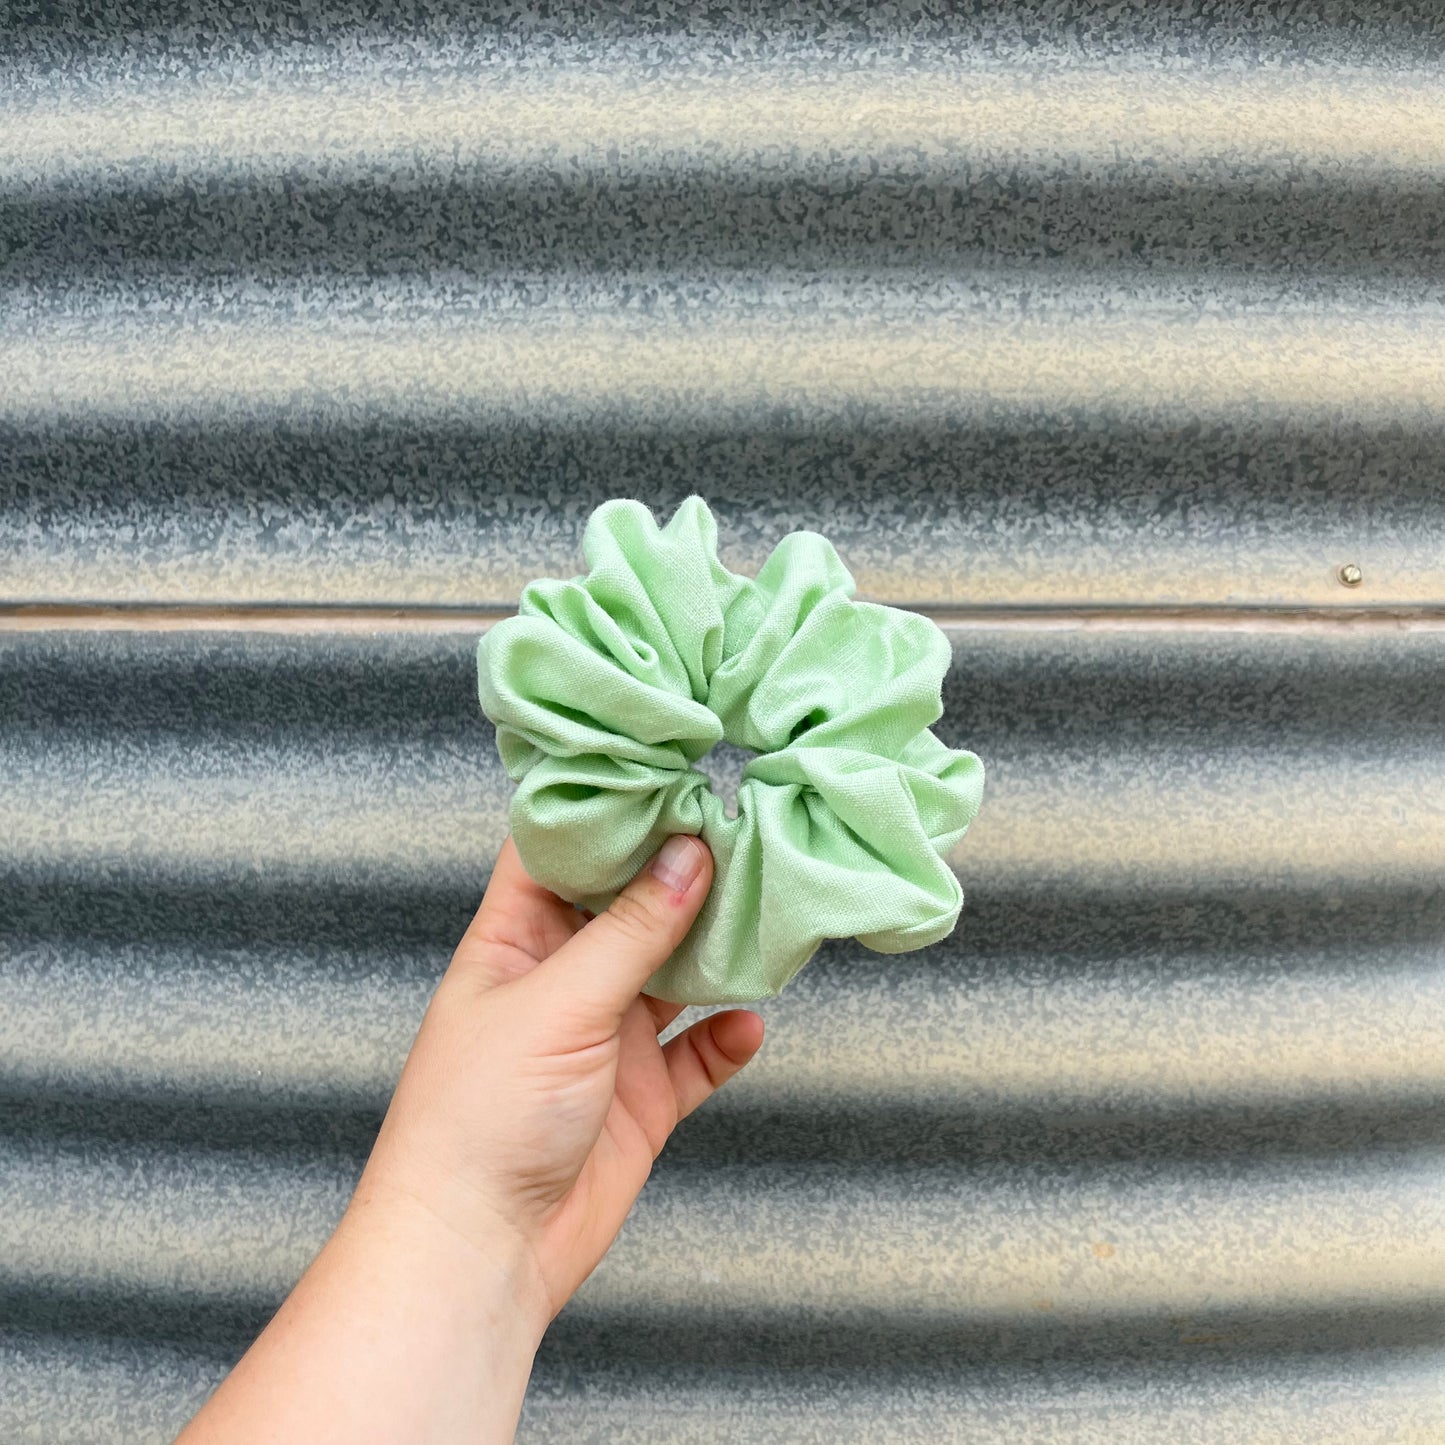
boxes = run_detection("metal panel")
[3,3,1444,1442]
[2,625,1443,1441]
[4,7,1445,610]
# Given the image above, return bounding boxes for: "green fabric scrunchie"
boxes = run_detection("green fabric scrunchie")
[476,496,985,1006]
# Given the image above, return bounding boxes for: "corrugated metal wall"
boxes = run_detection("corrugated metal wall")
[3,4,1444,1440]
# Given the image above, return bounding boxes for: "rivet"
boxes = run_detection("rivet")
[1337,563,1363,587]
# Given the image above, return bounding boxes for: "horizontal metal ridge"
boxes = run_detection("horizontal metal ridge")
[6,66,1445,178]
[3,1136,1440,1330]
[5,603,1445,634]
[7,1334,1444,1444]
[6,0,1445,71]
[3,629,1441,891]
[10,306,1445,424]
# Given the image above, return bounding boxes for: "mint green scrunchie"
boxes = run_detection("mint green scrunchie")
[475,496,985,1006]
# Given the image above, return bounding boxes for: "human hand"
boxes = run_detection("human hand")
[176,832,761,1445]
[355,831,766,1321]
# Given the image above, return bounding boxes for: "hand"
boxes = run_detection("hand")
[358,830,765,1318]
[176,832,764,1445]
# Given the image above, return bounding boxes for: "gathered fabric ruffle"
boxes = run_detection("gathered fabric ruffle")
[477,495,985,1005]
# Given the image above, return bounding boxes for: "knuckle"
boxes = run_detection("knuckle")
[691,1027,728,1090]
[603,887,662,943]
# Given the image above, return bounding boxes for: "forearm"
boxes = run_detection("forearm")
[177,1177,552,1445]
[172,833,755,1443]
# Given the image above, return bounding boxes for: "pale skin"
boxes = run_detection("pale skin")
[176,831,763,1445]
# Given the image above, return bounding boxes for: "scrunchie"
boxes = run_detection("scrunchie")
[475,496,985,1006]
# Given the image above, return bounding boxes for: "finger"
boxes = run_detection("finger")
[664,1010,765,1121]
[524,835,713,1033]
[644,996,687,1036]
[449,835,584,988]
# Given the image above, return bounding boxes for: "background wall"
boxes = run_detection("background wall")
[2,4,1444,1440]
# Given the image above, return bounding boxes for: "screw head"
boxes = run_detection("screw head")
[1338,563,1363,587]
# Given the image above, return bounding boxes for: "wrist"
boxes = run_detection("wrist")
[183,1163,554,1444]
[341,1169,555,1350]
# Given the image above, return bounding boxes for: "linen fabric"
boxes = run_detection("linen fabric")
[476,495,985,1005]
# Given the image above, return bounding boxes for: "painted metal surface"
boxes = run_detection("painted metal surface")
[2,625,1443,1440]
[4,7,1445,611]
[3,3,1445,1441]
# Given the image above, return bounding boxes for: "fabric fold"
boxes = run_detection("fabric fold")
[477,495,985,1005]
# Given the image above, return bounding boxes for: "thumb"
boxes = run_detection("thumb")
[524,835,713,1031]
